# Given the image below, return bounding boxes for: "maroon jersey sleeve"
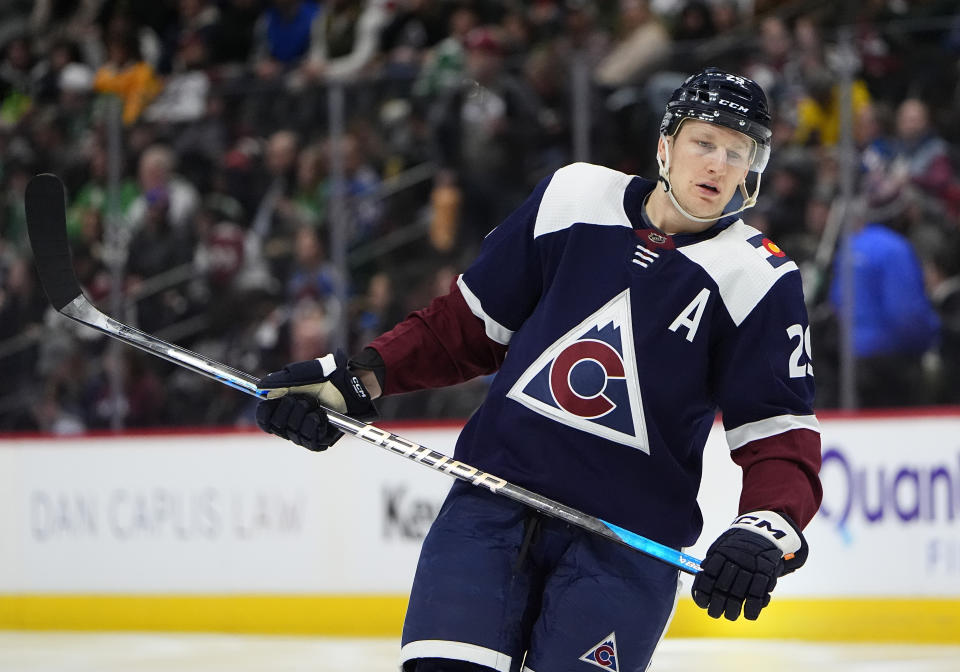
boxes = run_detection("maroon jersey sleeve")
[367,278,508,395]
[731,428,822,529]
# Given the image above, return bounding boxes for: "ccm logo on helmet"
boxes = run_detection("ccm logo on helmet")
[718,98,749,113]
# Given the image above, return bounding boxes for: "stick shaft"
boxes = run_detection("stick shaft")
[331,412,703,574]
[61,296,263,397]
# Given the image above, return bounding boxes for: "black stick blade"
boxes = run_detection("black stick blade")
[25,173,83,311]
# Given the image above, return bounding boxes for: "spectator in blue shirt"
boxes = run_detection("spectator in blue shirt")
[252,0,321,80]
[829,191,940,407]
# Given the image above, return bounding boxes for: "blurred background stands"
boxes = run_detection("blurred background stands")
[0,0,959,433]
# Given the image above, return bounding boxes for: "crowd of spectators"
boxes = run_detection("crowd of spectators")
[0,0,959,433]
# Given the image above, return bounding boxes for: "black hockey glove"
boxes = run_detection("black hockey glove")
[691,510,808,621]
[256,350,378,451]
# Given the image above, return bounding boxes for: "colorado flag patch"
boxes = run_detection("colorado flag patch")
[580,632,620,670]
[747,233,792,268]
[507,290,648,452]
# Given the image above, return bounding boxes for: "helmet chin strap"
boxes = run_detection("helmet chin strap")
[656,135,762,225]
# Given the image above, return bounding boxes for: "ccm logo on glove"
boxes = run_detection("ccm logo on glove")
[729,511,801,561]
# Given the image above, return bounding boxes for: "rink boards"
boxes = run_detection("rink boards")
[0,411,958,642]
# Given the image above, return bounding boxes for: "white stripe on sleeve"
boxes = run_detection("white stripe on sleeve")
[725,414,821,451]
[457,274,515,346]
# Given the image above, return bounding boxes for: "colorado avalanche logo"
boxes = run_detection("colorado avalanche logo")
[549,339,624,419]
[507,290,649,452]
[579,632,620,670]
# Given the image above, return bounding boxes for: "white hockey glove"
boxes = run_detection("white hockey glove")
[691,510,808,621]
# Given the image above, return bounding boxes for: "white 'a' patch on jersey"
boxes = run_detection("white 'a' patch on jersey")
[506,290,649,452]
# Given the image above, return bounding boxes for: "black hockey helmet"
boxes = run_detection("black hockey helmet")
[660,67,772,172]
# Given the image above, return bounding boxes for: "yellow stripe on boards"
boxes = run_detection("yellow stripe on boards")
[667,598,960,643]
[0,595,407,636]
[1,596,958,643]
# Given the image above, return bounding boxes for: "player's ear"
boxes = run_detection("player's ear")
[657,134,668,163]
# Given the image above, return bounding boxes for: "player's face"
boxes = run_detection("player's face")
[662,120,753,220]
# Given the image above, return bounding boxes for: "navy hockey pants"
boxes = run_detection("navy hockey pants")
[400,481,681,672]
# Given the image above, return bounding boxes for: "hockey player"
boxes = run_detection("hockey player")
[256,67,822,672]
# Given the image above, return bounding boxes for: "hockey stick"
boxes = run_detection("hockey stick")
[25,173,702,575]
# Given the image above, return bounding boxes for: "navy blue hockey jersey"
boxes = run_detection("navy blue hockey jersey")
[452,162,819,548]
